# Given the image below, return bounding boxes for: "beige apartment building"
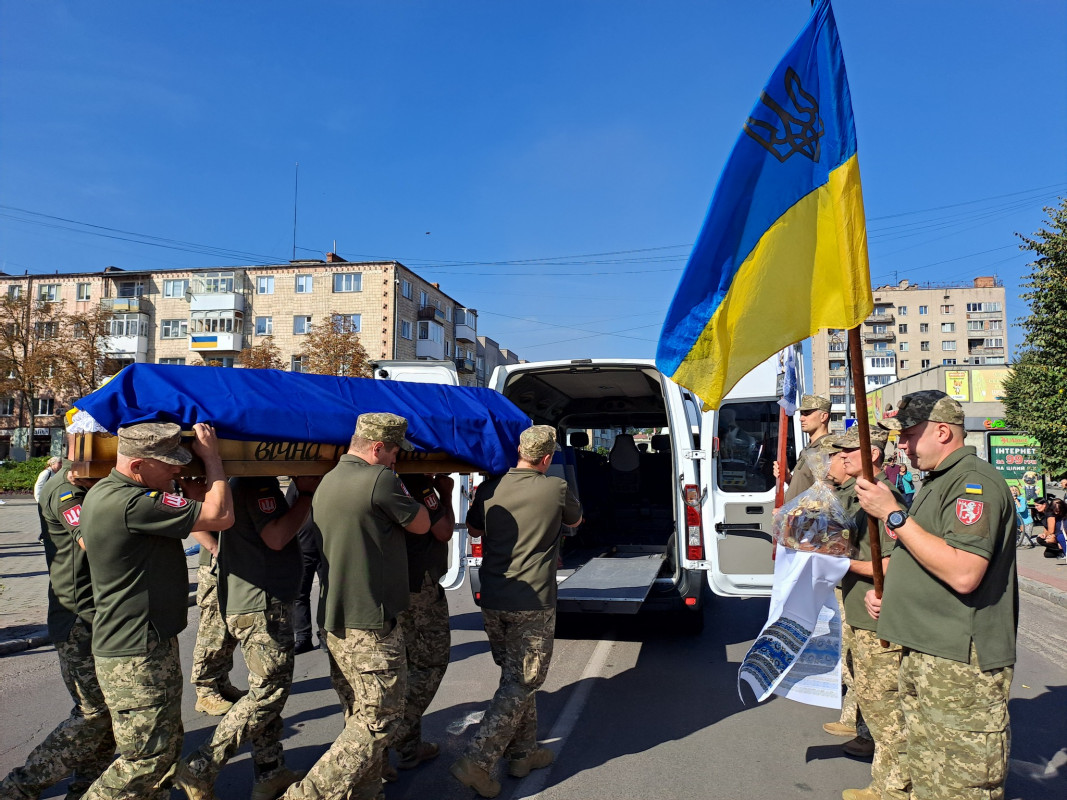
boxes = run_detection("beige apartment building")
[811,276,1007,432]
[1,256,518,457]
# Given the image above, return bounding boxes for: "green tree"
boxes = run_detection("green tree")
[1002,199,1067,477]
[300,312,371,377]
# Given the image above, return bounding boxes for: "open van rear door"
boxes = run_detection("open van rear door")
[699,357,799,597]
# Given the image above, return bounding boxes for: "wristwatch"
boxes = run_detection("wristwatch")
[887,509,909,530]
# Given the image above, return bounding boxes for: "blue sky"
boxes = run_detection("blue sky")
[2,1,1065,364]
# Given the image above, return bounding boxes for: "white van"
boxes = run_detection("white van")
[463,357,799,630]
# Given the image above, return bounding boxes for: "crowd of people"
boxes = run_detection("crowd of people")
[777,391,1019,800]
[2,414,581,800]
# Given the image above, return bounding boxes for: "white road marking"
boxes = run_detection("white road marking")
[509,636,615,799]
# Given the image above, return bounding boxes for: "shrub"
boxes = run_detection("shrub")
[0,457,50,493]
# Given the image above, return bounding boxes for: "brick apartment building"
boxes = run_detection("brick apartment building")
[811,276,1007,432]
[1,256,520,457]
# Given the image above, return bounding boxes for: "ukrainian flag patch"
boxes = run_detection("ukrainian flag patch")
[965,483,983,495]
[59,490,74,502]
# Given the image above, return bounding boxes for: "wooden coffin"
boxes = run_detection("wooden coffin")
[69,432,479,478]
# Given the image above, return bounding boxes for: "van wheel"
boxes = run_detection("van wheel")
[664,534,677,575]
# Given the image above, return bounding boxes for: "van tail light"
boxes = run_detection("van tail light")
[470,539,483,558]
[684,484,704,561]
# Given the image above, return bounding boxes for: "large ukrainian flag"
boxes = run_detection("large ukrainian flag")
[657,0,872,409]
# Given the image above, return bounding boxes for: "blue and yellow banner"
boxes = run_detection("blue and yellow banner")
[191,335,218,350]
[657,0,872,409]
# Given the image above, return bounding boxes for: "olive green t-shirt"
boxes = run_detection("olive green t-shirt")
[40,470,94,643]
[877,447,1017,670]
[80,470,203,657]
[785,434,830,502]
[400,474,449,592]
[314,455,422,631]
[835,472,901,632]
[218,477,302,615]
[468,468,583,611]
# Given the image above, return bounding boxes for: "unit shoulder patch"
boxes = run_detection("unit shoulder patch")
[956,498,984,526]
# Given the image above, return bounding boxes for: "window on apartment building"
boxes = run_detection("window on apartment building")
[419,290,429,308]
[872,324,887,334]
[989,319,1003,330]
[830,394,846,406]
[984,337,1005,348]
[36,397,55,416]
[986,357,1006,364]
[200,272,235,293]
[163,279,188,298]
[38,284,59,302]
[191,311,243,334]
[828,340,846,352]
[967,320,985,331]
[76,283,91,301]
[291,356,305,373]
[899,342,909,352]
[445,340,452,357]
[401,279,412,299]
[940,304,953,314]
[117,280,144,298]
[110,314,148,337]
[966,302,1002,313]
[203,357,236,368]
[898,323,907,334]
[942,359,957,366]
[942,340,956,351]
[920,341,930,351]
[445,307,453,322]
[919,306,928,315]
[919,323,929,333]
[254,316,273,336]
[293,315,312,334]
[158,358,186,366]
[295,275,313,294]
[829,377,847,388]
[872,342,888,351]
[7,285,21,300]
[34,322,58,339]
[872,307,887,316]
[900,360,909,369]
[257,276,275,295]
[870,357,894,369]
[898,306,907,316]
[160,319,188,339]
[869,375,892,386]
[1,397,15,415]
[418,321,443,343]
[941,322,955,332]
[829,360,845,371]
[921,359,931,369]
[333,273,362,293]
[333,314,361,333]
[400,320,413,340]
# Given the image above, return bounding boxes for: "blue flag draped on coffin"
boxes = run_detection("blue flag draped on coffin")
[657,0,872,410]
[72,364,531,475]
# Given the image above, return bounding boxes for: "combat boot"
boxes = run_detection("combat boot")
[842,735,875,758]
[507,748,554,778]
[173,761,219,800]
[398,741,439,770]
[450,757,501,799]
[250,767,305,800]
[822,721,857,737]
[194,693,233,716]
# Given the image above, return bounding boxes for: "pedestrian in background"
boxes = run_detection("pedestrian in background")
[34,455,62,552]
[451,425,582,799]
[1044,497,1067,560]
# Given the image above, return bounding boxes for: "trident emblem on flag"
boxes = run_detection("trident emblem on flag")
[744,67,825,163]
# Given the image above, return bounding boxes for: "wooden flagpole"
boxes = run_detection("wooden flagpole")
[772,406,789,560]
[847,326,885,599]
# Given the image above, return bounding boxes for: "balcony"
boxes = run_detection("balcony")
[189,332,242,352]
[416,320,445,360]
[455,357,476,374]
[864,311,895,325]
[828,366,847,377]
[966,311,1003,320]
[418,305,446,323]
[190,292,244,313]
[863,349,896,360]
[968,346,1006,357]
[454,308,477,344]
[101,297,142,313]
[863,331,896,343]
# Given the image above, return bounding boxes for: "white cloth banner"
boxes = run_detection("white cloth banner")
[738,548,849,708]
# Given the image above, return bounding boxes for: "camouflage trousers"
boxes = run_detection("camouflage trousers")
[391,574,451,761]
[851,626,908,799]
[465,607,555,773]
[279,622,406,800]
[82,634,183,800]
[899,644,1012,800]
[0,618,115,799]
[185,601,296,784]
[837,589,870,738]
[191,562,239,699]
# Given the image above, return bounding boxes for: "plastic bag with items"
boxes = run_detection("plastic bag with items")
[772,449,856,558]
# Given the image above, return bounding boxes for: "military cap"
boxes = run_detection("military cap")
[518,425,558,461]
[833,425,888,451]
[878,390,964,431]
[355,412,414,451]
[815,434,843,454]
[798,394,832,413]
[117,422,192,465]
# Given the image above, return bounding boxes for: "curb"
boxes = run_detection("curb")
[1019,575,1067,609]
[0,590,199,657]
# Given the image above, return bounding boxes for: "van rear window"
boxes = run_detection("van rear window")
[717,401,795,493]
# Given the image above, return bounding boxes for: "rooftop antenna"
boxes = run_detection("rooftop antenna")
[292,163,299,261]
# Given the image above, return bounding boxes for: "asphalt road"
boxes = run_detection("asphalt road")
[1,586,1064,800]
